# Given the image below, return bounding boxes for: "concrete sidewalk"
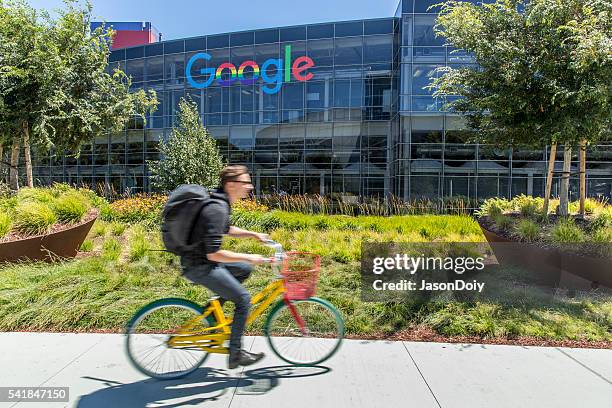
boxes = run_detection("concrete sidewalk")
[0,333,610,408]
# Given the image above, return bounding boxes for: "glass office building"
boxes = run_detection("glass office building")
[32,0,611,200]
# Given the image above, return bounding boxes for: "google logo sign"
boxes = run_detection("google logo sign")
[186,45,315,94]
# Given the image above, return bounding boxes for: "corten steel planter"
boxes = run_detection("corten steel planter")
[0,212,97,264]
[478,218,612,289]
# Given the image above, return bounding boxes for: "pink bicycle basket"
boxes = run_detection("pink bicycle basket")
[281,252,321,300]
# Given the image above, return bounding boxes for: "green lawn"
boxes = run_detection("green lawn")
[0,213,610,342]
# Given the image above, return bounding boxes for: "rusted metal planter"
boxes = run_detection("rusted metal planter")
[0,212,97,264]
[478,218,612,289]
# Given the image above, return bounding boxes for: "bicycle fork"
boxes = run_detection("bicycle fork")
[283,296,309,336]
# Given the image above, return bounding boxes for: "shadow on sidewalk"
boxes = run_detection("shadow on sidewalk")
[76,365,331,408]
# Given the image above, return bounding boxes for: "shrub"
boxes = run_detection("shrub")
[515,219,539,242]
[80,239,93,252]
[234,199,268,212]
[53,193,88,224]
[551,218,585,243]
[0,211,12,238]
[592,228,612,243]
[108,194,166,224]
[492,214,513,231]
[512,195,543,218]
[110,222,127,236]
[16,188,55,204]
[476,197,511,218]
[13,202,57,236]
[589,207,612,232]
[102,237,122,261]
[128,226,150,261]
[91,221,107,237]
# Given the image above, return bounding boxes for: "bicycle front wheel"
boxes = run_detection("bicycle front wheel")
[125,298,209,379]
[265,297,344,365]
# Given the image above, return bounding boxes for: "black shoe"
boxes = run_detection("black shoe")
[228,349,265,369]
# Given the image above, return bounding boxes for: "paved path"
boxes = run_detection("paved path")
[0,333,610,408]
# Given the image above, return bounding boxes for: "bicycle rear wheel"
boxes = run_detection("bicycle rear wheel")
[125,298,210,379]
[265,297,344,365]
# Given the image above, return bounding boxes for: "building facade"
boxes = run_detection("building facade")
[33,0,611,200]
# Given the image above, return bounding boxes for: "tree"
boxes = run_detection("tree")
[148,98,225,191]
[0,0,158,190]
[430,0,611,215]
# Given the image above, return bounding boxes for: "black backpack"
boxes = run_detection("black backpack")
[161,184,214,256]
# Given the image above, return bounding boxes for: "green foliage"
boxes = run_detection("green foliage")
[102,237,121,261]
[110,222,126,236]
[551,218,585,243]
[79,239,93,252]
[492,214,513,231]
[53,192,88,224]
[475,197,511,218]
[514,219,540,242]
[590,207,612,232]
[13,202,57,236]
[512,195,543,218]
[148,97,224,191]
[431,0,611,149]
[105,194,165,226]
[0,211,11,238]
[128,226,150,262]
[90,220,107,238]
[16,188,55,204]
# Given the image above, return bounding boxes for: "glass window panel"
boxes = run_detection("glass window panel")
[282,82,304,110]
[255,29,279,44]
[307,39,333,66]
[255,44,279,64]
[146,56,163,82]
[334,37,363,65]
[364,35,393,63]
[231,32,254,47]
[185,37,206,52]
[307,24,334,39]
[350,80,363,107]
[414,0,444,13]
[412,64,440,95]
[334,80,350,107]
[261,84,279,109]
[145,43,163,57]
[205,87,222,113]
[402,16,413,45]
[125,46,144,60]
[410,174,440,199]
[364,19,394,35]
[279,125,304,149]
[306,81,326,109]
[335,21,363,37]
[125,59,144,83]
[165,54,185,85]
[280,26,306,42]
[164,40,184,54]
[229,126,254,150]
[207,34,229,49]
[255,125,278,149]
[412,96,441,111]
[230,45,254,65]
[414,15,445,46]
[306,123,332,149]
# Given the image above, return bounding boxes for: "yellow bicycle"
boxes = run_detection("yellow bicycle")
[125,240,344,379]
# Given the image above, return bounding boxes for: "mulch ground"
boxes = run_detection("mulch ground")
[6,326,611,349]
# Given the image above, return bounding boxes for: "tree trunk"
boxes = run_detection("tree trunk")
[542,143,557,216]
[578,140,587,217]
[9,137,20,191]
[0,144,3,181]
[558,143,572,216]
[23,121,33,188]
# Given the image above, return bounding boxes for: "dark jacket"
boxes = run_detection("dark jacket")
[181,188,231,267]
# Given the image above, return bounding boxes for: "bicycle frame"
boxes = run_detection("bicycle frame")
[167,278,289,354]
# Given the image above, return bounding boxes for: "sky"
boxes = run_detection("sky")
[27,0,401,40]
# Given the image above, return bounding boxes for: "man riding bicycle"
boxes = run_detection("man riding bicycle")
[180,165,268,369]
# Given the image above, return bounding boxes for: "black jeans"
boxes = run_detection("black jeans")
[182,262,253,352]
